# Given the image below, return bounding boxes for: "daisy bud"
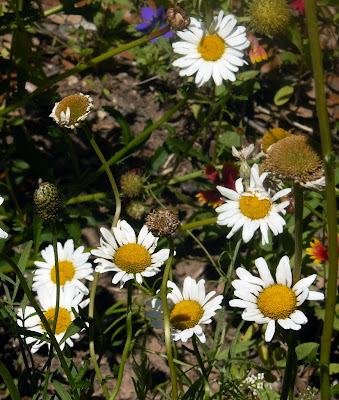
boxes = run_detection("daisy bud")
[120,170,144,198]
[50,93,94,130]
[247,0,290,36]
[262,128,291,152]
[166,6,190,31]
[126,200,148,220]
[261,135,324,184]
[145,209,180,238]
[34,182,61,221]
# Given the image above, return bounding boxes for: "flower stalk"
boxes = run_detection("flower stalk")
[82,123,121,398]
[161,237,178,400]
[305,1,338,398]
[0,26,170,118]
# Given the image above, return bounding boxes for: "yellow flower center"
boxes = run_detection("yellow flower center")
[114,243,152,274]
[170,300,204,331]
[42,307,72,335]
[55,94,91,126]
[257,284,296,320]
[198,34,225,61]
[51,260,76,285]
[239,194,271,219]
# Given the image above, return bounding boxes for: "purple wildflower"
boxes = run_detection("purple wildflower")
[135,6,173,43]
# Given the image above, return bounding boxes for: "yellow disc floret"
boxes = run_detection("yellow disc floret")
[42,307,72,335]
[170,300,204,330]
[51,260,76,285]
[114,243,152,274]
[257,284,296,320]
[198,35,225,61]
[239,193,271,219]
[55,94,91,127]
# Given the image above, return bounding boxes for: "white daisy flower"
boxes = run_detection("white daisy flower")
[50,93,94,129]
[91,220,170,288]
[216,164,291,245]
[229,256,325,342]
[17,282,89,353]
[172,10,250,86]
[146,276,223,343]
[0,196,8,239]
[32,239,93,295]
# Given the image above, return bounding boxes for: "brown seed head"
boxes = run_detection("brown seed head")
[166,6,190,31]
[261,135,324,184]
[145,209,180,238]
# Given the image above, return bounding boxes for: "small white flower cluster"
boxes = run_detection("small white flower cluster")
[244,372,265,396]
[17,240,93,353]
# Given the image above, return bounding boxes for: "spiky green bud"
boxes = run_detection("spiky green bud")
[34,182,61,221]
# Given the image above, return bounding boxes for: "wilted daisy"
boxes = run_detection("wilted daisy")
[172,10,250,86]
[0,196,8,239]
[229,256,324,342]
[91,220,170,288]
[216,164,291,245]
[146,276,223,343]
[50,93,94,129]
[17,282,89,353]
[32,239,93,295]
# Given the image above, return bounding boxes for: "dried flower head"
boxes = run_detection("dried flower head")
[126,200,148,220]
[166,6,190,31]
[50,93,93,129]
[262,128,291,152]
[261,135,324,184]
[120,170,144,198]
[248,0,290,35]
[145,209,180,238]
[34,182,61,221]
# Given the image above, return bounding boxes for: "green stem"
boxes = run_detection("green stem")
[96,93,193,177]
[49,221,60,335]
[178,217,217,232]
[305,1,338,399]
[66,192,108,205]
[212,94,228,164]
[83,123,122,398]
[110,283,133,400]
[304,202,327,223]
[88,272,110,400]
[82,123,121,227]
[0,253,79,400]
[293,183,303,285]
[161,238,178,400]
[281,183,303,400]
[192,336,210,400]
[0,26,170,117]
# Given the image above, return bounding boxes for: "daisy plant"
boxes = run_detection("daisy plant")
[172,10,250,86]
[216,163,291,245]
[17,282,89,353]
[32,239,93,295]
[147,276,223,343]
[91,220,170,288]
[229,256,324,342]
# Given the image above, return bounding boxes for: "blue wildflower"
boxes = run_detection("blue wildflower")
[135,6,173,43]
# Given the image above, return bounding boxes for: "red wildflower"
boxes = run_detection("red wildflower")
[196,161,239,208]
[248,34,268,64]
[290,0,305,14]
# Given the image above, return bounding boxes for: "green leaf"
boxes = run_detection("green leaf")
[13,241,32,302]
[274,85,294,106]
[52,379,73,400]
[0,361,21,400]
[103,106,132,144]
[330,363,339,375]
[296,342,319,361]
[279,51,299,65]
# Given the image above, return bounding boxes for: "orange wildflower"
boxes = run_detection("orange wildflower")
[306,234,339,263]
